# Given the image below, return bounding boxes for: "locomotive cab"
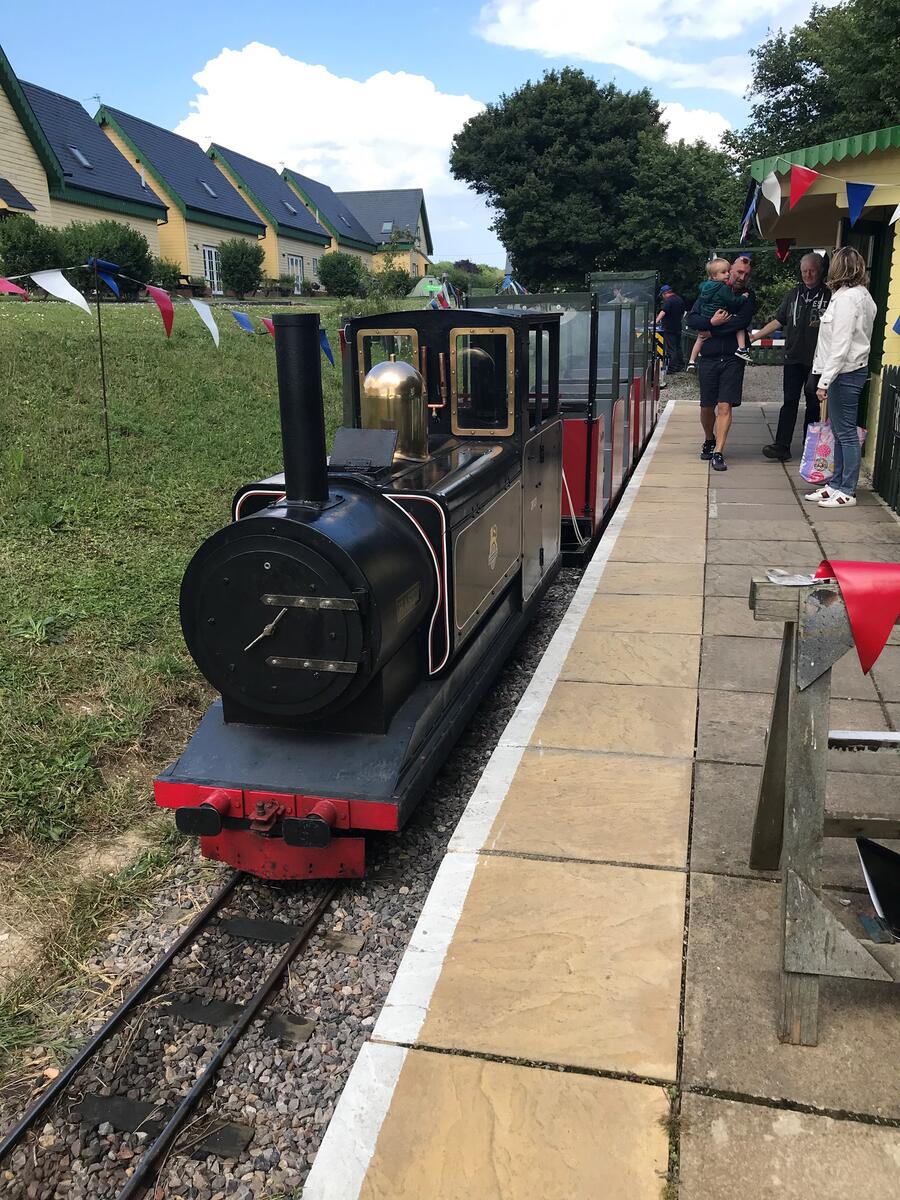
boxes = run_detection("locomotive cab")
[156,309,563,880]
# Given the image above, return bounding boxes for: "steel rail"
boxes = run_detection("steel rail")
[0,871,242,1164]
[116,882,339,1200]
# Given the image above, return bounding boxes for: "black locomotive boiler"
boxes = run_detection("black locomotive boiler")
[155,308,563,879]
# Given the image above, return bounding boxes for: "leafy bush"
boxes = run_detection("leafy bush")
[277,273,296,297]
[299,278,320,296]
[150,256,182,291]
[317,252,366,297]
[218,238,264,299]
[60,221,153,297]
[370,266,414,298]
[0,215,64,278]
[188,276,209,296]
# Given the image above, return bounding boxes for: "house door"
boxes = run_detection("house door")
[287,254,304,294]
[202,245,222,295]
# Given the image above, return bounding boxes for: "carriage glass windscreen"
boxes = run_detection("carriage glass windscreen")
[476,294,589,405]
[358,331,418,376]
[528,327,552,427]
[451,330,513,435]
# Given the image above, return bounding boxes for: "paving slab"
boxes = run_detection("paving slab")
[631,474,708,490]
[712,495,806,513]
[358,1047,670,1200]
[562,629,701,687]
[582,593,703,634]
[683,872,900,1117]
[705,539,821,566]
[609,536,706,563]
[702,596,781,638]
[419,855,685,1077]
[486,748,691,866]
[704,564,801,598]
[690,760,900,887]
[700,635,877,700]
[619,516,707,543]
[870,645,900,700]
[532,680,697,758]
[679,1093,900,1200]
[713,503,810,523]
[808,520,900,543]
[815,541,900,564]
[707,519,817,542]
[597,561,706,596]
[695,689,895,772]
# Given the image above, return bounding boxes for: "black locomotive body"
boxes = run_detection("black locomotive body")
[155,309,563,879]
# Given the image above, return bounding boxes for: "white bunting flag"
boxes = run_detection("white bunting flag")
[190,298,220,347]
[760,171,782,213]
[30,269,90,315]
[890,203,900,226]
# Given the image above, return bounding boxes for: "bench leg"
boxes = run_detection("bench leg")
[751,624,793,872]
[779,971,820,1046]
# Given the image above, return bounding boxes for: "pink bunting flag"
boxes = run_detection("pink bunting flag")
[262,317,275,337]
[789,165,818,209]
[0,277,29,299]
[145,285,174,337]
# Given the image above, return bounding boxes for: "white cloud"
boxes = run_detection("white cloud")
[661,102,730,146]
[172,42,505,263]
[476,0,826,95]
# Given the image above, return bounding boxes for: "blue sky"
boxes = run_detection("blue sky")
[2,0,825,264]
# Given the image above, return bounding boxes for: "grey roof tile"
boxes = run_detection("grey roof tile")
[210,145,327,241]
[337,188,430,253]
[283,170,376,248]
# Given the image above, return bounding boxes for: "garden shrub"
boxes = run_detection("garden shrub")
[0,215,64,278]
[150,256,182,291]
[317,252,366,297]
[60,221,153,297]
[218,238,265,299]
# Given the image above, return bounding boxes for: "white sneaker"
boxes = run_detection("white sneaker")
[804,486,832,502]
[818,491,857,508]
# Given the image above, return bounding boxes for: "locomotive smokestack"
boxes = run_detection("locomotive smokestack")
[272,312,329,505]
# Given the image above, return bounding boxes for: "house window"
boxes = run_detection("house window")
[381,220,393,234]
[287,254,304,295]
[202,245,223,295]
[312,258,318,276]
[411,260,419,277]
[200,180,218,198]
[68,146,92,169]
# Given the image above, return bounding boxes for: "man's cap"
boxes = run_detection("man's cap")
[660,283,673,294]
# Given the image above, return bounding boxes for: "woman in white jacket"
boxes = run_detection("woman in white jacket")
[805,246,876,508]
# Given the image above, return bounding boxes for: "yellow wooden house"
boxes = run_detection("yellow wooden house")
[0,43,167,251]
[96,105,265,292]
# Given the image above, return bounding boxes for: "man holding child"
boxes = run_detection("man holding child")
[686,254,756,472]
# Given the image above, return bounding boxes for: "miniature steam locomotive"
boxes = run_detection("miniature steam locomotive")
[155,309,562,879]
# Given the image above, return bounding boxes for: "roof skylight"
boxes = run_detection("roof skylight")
[282,199,298,214]
[339,213,351,227]
[200,180,218,198]
[381,221,393,234]
[68,146,92,169]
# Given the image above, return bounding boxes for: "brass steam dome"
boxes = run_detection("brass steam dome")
[361,358,428,461]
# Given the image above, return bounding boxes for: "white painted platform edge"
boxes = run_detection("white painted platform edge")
[303,395,683,1200]
[301,1042,407,1200]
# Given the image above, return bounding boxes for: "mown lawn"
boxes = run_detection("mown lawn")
[0,296,361,850]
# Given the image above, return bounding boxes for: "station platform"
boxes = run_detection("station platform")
[306,377,900,1200]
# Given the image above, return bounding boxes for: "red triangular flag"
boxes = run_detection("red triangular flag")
[0,277,29,299]
[145,284,174,338]
[262,317,275,337]
[775,238,794,263]
[815,560,900,673]
[789,165,818,209]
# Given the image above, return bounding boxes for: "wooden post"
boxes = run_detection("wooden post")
[750,624,793,872]
[777,628,831,1046]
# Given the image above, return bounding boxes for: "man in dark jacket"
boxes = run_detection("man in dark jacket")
[656,284,686,372]
[750,253,830,460]
[685,255,756,472]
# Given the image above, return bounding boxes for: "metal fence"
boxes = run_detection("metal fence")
[872,365,900,513]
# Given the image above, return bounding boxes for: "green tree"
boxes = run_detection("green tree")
[0,215,64,278]
[724,0,900,163]
[450,68,661,288]
[61,220,153,297]
[218,238,264,299]
[617,131,744,300]
[317,251,366,297]
[150,256,182,291]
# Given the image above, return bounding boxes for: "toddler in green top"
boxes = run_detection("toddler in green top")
[687,257,752,371]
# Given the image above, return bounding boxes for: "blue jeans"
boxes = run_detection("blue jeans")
[828,367,867,495]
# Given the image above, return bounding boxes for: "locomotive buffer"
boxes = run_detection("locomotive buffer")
[156,309,563,880]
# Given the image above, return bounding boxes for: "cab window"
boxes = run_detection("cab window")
[450,328,514,436]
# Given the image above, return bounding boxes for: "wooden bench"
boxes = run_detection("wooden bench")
[749,576,900,1046]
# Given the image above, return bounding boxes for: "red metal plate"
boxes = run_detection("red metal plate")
[200,830,365,879]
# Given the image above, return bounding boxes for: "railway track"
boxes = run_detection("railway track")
[0,873,339,1199]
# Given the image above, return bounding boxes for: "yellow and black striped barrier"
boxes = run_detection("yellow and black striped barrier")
[655,327,665,360]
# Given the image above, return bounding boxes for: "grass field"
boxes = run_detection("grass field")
[0,297,351,848]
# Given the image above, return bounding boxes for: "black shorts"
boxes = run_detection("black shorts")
[698,354,744,408]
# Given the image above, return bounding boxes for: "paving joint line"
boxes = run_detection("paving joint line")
[475,848,688,874]
[684,1083,900,1130]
